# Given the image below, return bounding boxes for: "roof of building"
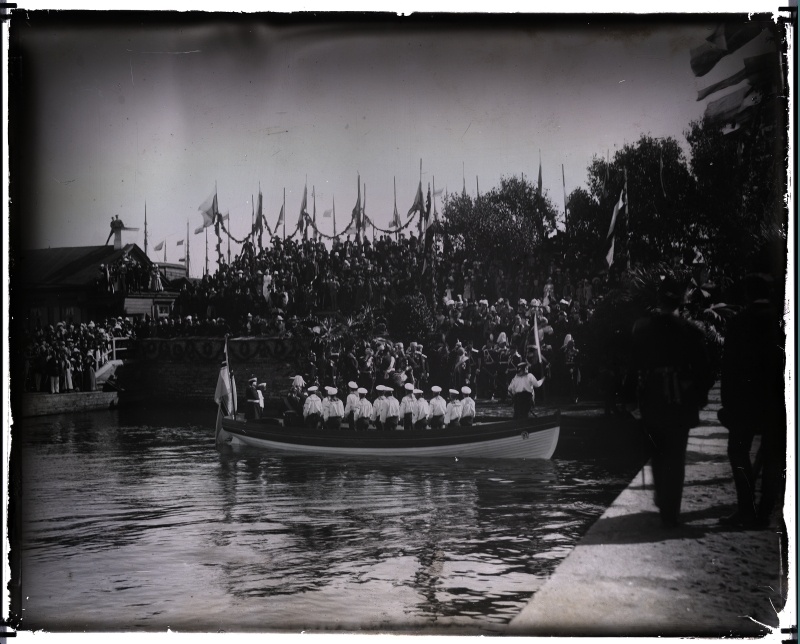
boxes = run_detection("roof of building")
[15,243,151,289]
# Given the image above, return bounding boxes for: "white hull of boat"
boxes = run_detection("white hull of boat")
[215,408,559,460]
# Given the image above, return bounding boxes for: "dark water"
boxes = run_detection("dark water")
[14,406,640,633]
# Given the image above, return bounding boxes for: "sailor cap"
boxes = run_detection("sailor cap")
[308,386,318,392]
[404,383,414,391]
[324,386,334,394]
[461,386,471,395]
[348,381,358,389]
[329,388,338,395]
[449,389,460,395]
[431,385,442,393]
[517,362,529,369]
[376,385,387,392]
[413,388,423,394]
[357,388,368,394]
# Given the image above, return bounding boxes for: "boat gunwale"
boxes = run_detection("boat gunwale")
[220,412,560,450]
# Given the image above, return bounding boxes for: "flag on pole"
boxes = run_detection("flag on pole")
[690,21,764,77]
[537,150,542,197]
[696,52,777,101]
[215,348,236,417]
[323,208,332,218]
[176,239,184,246]
[562,164,568,222]
[391,177,401,229]
[154,240,164,251]
[407,180,424,217]
[298,183,309,237]
[351,174,361,240]
[198,191,218,228]
[704,84,761,123]
[312,186,318,241]
[276,203,285,227]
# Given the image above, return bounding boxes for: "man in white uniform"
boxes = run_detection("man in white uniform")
[444,389,463,427]
[429,385,446,429]
[412,388,430,430]
[460,386,476,426]
[399,382,416,430]
[303,385,323,428]
[354,387,374,431]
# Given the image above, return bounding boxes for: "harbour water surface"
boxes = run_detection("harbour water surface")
[15,406,640,633]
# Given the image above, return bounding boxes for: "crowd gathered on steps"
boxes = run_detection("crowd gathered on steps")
[242,359,546,430]
[166,233,620,332]
[23,231,600,400]
[21,317,134,394]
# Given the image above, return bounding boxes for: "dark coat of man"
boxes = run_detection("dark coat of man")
[719,274,785,527]
[630,278,714,527]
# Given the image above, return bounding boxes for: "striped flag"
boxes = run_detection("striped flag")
[690,21,764,78]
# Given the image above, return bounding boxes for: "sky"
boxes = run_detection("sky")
[9,10,783,277]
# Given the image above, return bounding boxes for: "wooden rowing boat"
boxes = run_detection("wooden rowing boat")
[214,408,559,459]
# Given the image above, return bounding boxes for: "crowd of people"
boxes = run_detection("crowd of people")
[97,256,165,295]
[152,233,602,401]
[21,317,132,394]
[24,233,604,401]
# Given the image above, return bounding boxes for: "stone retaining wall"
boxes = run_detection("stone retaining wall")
[117,337,300,405]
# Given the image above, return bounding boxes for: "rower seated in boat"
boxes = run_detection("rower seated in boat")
[412,388,429,430]
[322,387,344,430]
[429,386,446,429]
[371,385,388,431]
[459,386,475,426]
[344,381,360,431]
[445,389,463,427]
[384,387,401,430]
[354,388,373,431]
[400,383,415,430]
[303,385,323,428]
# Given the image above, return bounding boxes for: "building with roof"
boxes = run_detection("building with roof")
[15,242,186,328]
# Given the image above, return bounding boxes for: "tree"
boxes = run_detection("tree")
[440,175,559,268]
[686,108,787,283]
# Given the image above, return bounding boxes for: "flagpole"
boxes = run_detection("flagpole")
[186,220,190,278]
[312,185,317,242]
[283,187,286,241]
[562,163,568,235]
[144,202,148,258]
[394,177,398,242]
[624,166,630,268]
[333,196,337,237]
[205,227,209,275]
[418,159,423,239]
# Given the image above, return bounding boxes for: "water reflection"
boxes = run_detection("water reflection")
[16,408,640,633]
